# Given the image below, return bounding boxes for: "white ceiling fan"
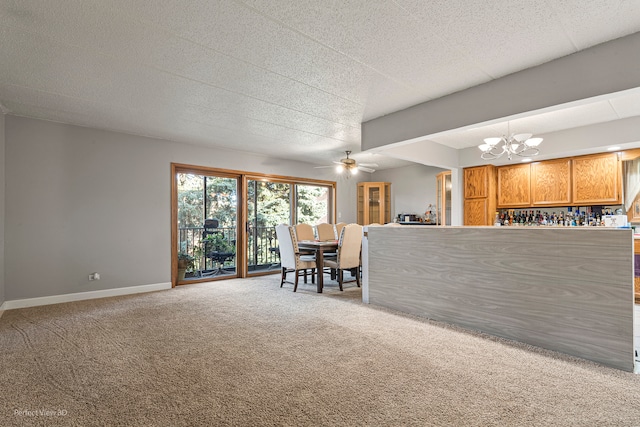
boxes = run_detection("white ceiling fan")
[315,151,378,175]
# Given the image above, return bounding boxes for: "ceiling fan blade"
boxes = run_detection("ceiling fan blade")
[313,165,334,169]
[332,160,343,165]
[358,162,379,167]
[358,166,376,173]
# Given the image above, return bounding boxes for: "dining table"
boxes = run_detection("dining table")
[296,240,338,293]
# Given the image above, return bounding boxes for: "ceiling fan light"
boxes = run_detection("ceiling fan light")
[336,165,344,173]
[525,137,543,147]
[350,167,358,175]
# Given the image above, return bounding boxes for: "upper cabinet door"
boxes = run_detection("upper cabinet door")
[572,153,621,205]
[497,164,531,208]
[464,166,489,199]
[531,159,572,206]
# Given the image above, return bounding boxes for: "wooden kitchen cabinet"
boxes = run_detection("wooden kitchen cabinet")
[357,182,391,225]
[572,153,621,205]
[464,199,491,226]
[464,166,492,199]
[497,164,531,208]
[531,158,572,206]
[463,165,496,225]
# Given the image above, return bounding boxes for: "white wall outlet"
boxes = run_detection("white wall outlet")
[88,272,100,281]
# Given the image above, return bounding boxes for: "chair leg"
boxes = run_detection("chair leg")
[355,266,360,287]
[312,268,315,284]
[338,269,343,291]
[280,267,286,287]
[293,270,299,292]
[303,269,308,284]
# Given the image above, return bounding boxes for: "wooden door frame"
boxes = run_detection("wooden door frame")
[171,163,244,287]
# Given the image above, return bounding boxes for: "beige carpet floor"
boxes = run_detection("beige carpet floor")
[1,275,640,426]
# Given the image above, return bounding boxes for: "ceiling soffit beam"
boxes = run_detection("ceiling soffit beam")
[375,140,459,170]
[362,32,640,151]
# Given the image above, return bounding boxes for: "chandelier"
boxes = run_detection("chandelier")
[478,123,543,160]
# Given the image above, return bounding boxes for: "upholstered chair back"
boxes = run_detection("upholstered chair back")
[275,224,296,270]
[337,224,363,269]
[294,223,315,241]
[316,223,336,241]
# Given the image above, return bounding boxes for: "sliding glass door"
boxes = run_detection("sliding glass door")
[172,163,335,285]
[175,170,239,283]
[246,180,291,274]
[245,181,334,275]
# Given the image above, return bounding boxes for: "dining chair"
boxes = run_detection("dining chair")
[275,224,316,292]
[334,222,346,240]
[294,223,315,241]
[315,222,338,263]
[315,223,336,241]
[294,223,316,256]
[323,223,363,291]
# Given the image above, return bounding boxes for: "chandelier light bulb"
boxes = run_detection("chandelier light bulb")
[525,137,543,147]
[484,137,502,147]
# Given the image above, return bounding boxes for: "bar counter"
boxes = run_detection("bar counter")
[362,226,634,371]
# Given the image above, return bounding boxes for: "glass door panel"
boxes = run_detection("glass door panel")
[177,173,238,282]
[357,185,364,225]
[296,184,330,225]
[368,185,381,224]
[247,180,291,275]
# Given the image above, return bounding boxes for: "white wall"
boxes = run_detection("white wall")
[0,113,5,308]
[4,116,355,301]
[335,176,359,224]
[371,163,446,220]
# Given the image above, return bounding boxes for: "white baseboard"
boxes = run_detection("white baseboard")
[1,282,172,310]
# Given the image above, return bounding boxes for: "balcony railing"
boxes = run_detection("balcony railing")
[178,225,281,275]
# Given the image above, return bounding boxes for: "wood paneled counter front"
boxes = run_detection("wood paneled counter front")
[362,226,634,371]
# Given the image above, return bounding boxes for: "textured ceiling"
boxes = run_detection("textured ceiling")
[1,0,640,170]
